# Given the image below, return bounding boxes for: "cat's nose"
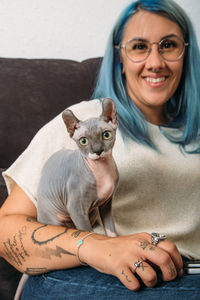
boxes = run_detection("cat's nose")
[95,150,103,156]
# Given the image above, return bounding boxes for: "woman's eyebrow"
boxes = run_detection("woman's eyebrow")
[127,37,149,42]
[160,34,179,40]
[127,34,179,42]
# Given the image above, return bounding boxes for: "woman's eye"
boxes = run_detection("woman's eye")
[133,43,147,50]
[79,137,88,146]
[162,40,177,49]
[103,131,112,140]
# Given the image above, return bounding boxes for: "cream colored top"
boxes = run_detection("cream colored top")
[3,99,200,260]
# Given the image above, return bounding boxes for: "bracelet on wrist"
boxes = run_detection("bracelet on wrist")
[76,232,95,265]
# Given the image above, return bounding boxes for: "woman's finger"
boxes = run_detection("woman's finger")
[116,266,141,291]
[135,237,178,281]
[157,240,183,276]
[137,233,183,277]
[131,259,157,287]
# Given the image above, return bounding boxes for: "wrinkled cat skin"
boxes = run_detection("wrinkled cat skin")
[37,98,119,236]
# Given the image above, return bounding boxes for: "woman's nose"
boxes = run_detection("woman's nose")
[145,44,165,70]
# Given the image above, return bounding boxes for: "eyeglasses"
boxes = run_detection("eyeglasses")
[115,35,189,63]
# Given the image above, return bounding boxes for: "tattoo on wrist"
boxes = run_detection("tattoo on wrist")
[35,245,75,259]
[3,226,29,267]
[71,230,85,238]
[31,225,69,245]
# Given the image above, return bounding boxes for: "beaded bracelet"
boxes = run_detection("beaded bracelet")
[76,232,95,265]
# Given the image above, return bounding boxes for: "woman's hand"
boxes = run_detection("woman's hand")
[80,232,183,291]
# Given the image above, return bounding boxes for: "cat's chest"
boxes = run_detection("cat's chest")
[86,157,118,200]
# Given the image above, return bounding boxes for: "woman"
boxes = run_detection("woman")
[0,0,200,299]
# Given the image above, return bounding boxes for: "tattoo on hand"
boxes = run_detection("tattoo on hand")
[168,264,176,277]
[134,260,147,272]
[140,262,147,271]
[35,245,75,259]
[139,241,149,250]
[121,270,132,282]
[31,225,69,245]
[148,246,156,251]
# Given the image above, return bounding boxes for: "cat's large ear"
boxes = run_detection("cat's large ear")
[100,98,118,129]
[62,109,80,137]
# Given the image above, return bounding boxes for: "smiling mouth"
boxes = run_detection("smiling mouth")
[144,77,166,83]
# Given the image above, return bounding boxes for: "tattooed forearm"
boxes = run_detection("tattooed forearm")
[121,270,132,282]
[19,226,29,257]
[25,267,48,275]
[31,225,69,245]
[3,226,29,267]
[26,216,37,223]
[35,245,75,259]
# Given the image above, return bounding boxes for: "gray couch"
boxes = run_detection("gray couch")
[0,56,102,300]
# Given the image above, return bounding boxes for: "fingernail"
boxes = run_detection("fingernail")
[178,269,183,277]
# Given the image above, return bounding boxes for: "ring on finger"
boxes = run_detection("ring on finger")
[134,259,144,271]
[151,232,166,246]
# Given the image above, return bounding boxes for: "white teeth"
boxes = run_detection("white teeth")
[145,77,165,83]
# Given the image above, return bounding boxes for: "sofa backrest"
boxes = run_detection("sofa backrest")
[0,57,102,167]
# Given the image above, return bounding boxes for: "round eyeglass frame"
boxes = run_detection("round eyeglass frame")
[115,35,189,63]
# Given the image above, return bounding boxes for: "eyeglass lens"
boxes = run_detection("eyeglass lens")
[125,36,185,62]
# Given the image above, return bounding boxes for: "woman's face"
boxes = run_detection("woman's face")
[120,10,184,124]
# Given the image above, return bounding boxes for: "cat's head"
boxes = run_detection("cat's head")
[62,98,118,160]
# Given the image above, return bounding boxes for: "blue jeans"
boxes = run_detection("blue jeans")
[21,264,200,300]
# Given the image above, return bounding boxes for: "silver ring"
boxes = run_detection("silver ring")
[151,232,166,245]
[134,260,143,270]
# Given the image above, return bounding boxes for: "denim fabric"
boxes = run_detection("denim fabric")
[21,265,200,300]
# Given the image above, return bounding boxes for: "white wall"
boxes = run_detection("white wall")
[0,0,199,61]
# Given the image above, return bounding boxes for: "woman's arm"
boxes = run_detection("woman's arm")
[0,184,90,273]
[0,184,183,291]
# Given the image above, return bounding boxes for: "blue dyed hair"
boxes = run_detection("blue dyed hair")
[93,0,200,153]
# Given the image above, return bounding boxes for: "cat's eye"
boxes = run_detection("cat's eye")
[103,131,112,140]
[79,137,88,146]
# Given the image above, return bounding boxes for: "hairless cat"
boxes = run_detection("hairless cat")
[37,98,119,237]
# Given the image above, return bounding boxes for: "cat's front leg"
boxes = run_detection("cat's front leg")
[67,201,93,232]
[70,213,93,232]
[99,198,116,237]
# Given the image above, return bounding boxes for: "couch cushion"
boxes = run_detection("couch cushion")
[0,57,102,168]
[0,257,22,300]
[0,168,7,207]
